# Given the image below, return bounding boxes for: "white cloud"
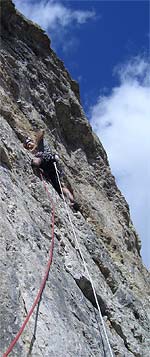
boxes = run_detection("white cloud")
[14,0,95,31]
[14,0,95,52]
[90,57,150,269]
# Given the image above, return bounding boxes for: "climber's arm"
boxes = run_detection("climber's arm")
[30,129,45,153]
[35,129,45,144]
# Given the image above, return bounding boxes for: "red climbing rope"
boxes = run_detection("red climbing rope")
[3,173,55,357]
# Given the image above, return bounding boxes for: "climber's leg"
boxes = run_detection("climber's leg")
[50,174,62,196]
[61,185,74,203]
[31,157,43,178]
[31,157,42,167]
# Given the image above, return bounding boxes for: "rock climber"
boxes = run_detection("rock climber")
[24,129,78,209]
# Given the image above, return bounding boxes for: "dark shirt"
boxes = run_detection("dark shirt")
[35,137,63,179]
[36,137,52,156]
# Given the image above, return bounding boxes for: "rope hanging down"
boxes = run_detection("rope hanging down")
[54,162,114,357]
[3,173,55,357]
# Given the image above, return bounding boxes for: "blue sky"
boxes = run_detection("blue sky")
[56,1,149,112]
[14,0,150,269]
[14,0,149,111]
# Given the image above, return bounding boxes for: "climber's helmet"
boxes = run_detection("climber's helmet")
[23,137,35,150]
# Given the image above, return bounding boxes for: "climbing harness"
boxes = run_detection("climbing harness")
[3,173,55,357]
[54,162,114,357]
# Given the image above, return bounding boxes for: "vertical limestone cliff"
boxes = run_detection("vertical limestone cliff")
[0,1,150,356]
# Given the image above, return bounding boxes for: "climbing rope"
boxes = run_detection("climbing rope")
[54,162,114,357]
[3,173,55,357]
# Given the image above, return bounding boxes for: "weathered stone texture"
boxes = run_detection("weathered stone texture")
[0,1,150,356]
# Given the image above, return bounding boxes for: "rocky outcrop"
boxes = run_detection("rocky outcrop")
[0,1,150,356]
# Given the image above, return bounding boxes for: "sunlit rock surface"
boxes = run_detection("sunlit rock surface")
[0,1,150,356]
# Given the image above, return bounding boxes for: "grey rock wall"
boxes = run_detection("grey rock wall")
[0,1,150,356]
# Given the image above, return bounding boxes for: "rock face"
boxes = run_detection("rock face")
[0,1,150,356]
